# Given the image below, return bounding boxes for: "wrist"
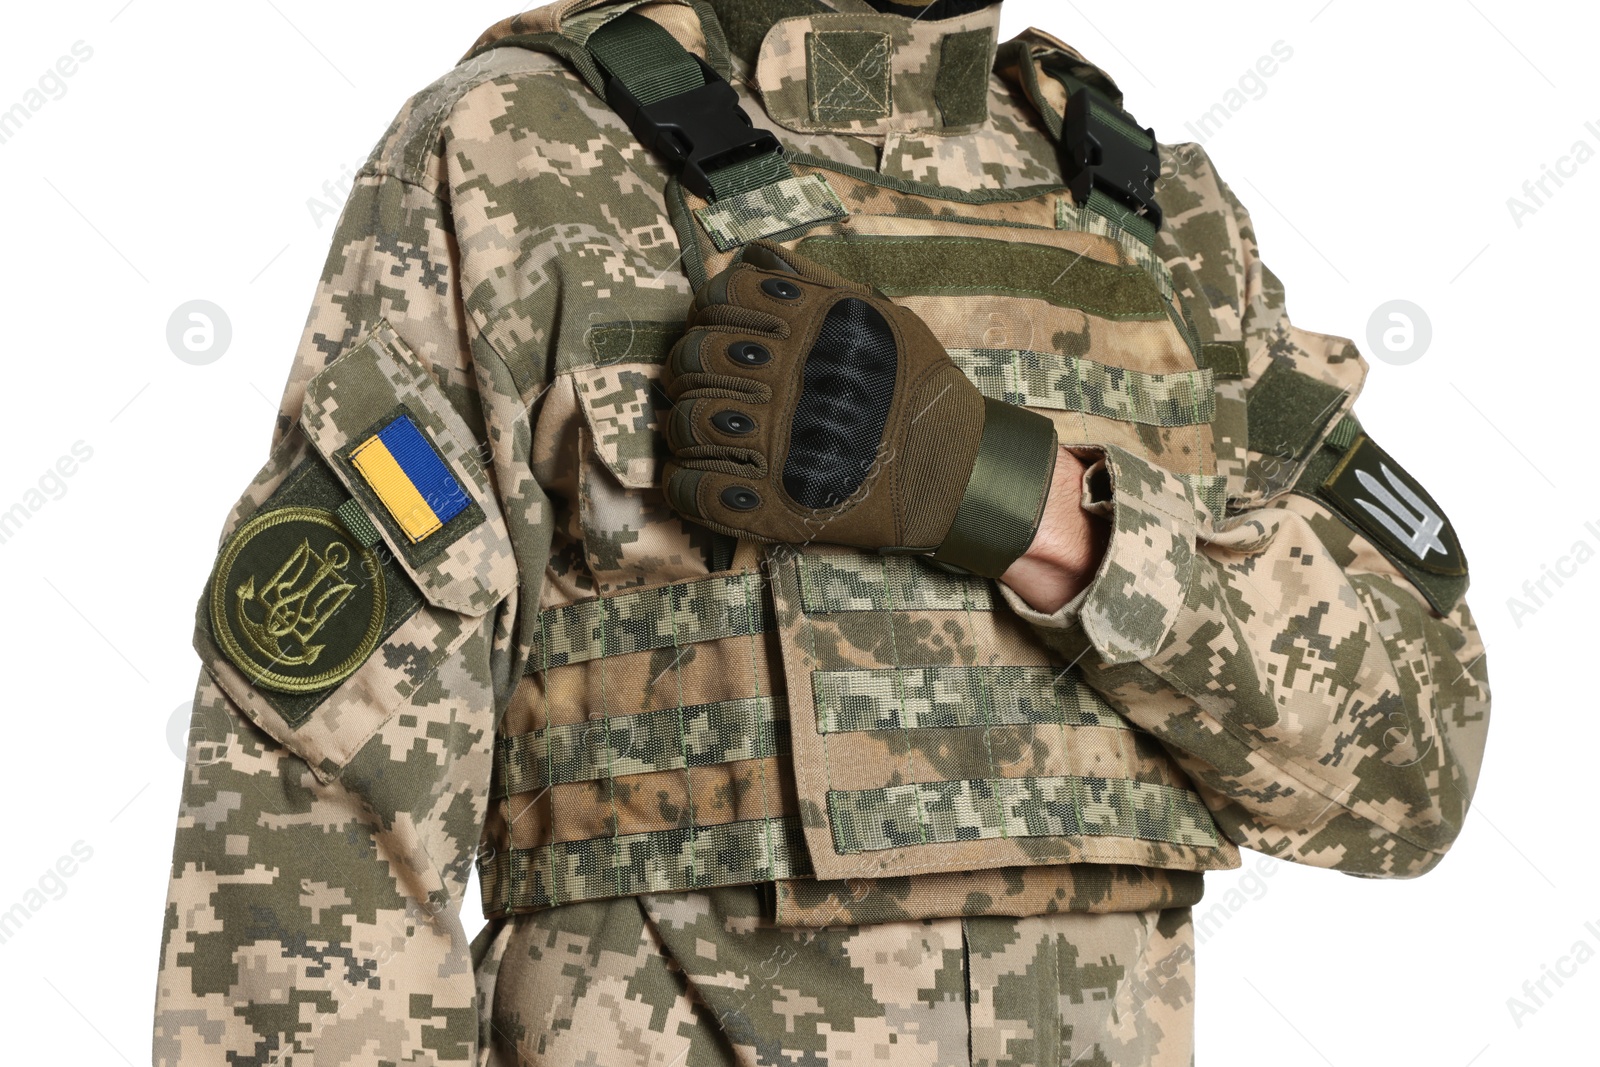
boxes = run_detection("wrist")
[1000,447,1110,614]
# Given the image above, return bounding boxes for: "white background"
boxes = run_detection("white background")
[0,2,1594,1064]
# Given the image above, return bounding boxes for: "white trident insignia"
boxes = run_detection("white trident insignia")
[1354,462,1448,562]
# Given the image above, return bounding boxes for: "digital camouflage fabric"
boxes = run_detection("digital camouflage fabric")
[476,885,1198,1066]
[155,0,1491,1062]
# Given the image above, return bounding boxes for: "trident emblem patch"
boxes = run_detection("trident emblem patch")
[234,538,357,668]
[210,506,387,694]
[1353,462,1449,563]
[1322,435,1465,578]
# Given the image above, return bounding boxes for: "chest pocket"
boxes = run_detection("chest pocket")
[194,322,516,781]
[560,321,723,593]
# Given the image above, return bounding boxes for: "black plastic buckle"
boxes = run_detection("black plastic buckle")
[603,56,784,201]
[1062,89,1163,230]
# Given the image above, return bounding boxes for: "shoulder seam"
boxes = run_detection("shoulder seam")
[376,58,585,189]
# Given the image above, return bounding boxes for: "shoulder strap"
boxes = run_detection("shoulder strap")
[586,12,795,202]
[469,10,797,204]
[1000,38,1164,247]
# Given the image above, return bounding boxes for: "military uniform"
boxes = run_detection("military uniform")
[155,1,1492,1063]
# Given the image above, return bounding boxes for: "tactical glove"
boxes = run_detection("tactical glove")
[661,242,1060,579]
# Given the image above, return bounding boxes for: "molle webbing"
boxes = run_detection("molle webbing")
[949,348,1215,427]
[485,563,1231,915]
[527,570,771,669]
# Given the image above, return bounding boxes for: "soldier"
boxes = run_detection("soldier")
[155,0,1491,1064]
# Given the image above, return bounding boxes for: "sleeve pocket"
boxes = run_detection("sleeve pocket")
[193,321,515,781]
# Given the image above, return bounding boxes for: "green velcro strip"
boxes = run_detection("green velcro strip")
[583,320,684,367]
[934,28,993,127]
[796,551,995,614]
[826,776,1222,854]
[932,398,1059,579]
[481,815,809,912]
[807,30,893,122]
[528,571,771,671]
[496,696,789,797]
[694,173,848,251]
[334,498,383,548]
[1246,361,1348,462]
[1199,341,1249,381]
[796,236,1169,321]
[813,665,1128,734]
[949,347,1214,427]
[711,0,831,70]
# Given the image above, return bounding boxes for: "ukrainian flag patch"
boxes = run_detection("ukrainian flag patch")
[350,414,470,543]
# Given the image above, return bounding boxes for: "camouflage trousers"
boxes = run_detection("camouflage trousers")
[474,886,1195,1066]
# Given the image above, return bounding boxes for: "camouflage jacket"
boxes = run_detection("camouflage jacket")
[155,0,1491,1061]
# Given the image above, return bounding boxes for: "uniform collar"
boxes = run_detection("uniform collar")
[750,0,1004,135]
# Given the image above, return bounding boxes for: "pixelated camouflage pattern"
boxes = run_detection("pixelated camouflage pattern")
[775,861,1203,926]
[766,544,1239,881]
[301,323,518,615]
[477,885,1195,1065]
[1004,143,1491,875]
[949,346,1215,426]
[158,0,1490,1060]
[694,172,849,250]
[811,664,1126,733]
[528,569,769,667]
[495,694,787,792]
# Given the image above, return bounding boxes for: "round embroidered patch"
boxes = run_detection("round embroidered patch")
[209,506,387,693]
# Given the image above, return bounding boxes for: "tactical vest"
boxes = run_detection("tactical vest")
[470,0,1242,926]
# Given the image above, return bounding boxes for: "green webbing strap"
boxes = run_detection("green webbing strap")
[587,12,702,104]
[1083,188,1158,248]
[334,498,383,549]
[1037,62,1162,248]
[705,152,793,205]
[930,398,1060,579]
[586,12,792,201]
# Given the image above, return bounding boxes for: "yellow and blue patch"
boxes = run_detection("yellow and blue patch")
[350,415,470,543]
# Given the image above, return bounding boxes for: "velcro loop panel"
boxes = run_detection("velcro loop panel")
[795,235,1169,320]
[1246,360,1347,462]
[1199,341,1249,381]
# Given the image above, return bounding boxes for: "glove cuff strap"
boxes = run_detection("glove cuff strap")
[929,398,1059,579]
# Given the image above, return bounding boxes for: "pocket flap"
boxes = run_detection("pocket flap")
[300,321,516,615]
[572,360,669,490]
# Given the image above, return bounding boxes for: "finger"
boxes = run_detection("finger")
[664,465,803,541]
[666,396,765,453]
[741,240,866,292]
[666,330,786,401]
